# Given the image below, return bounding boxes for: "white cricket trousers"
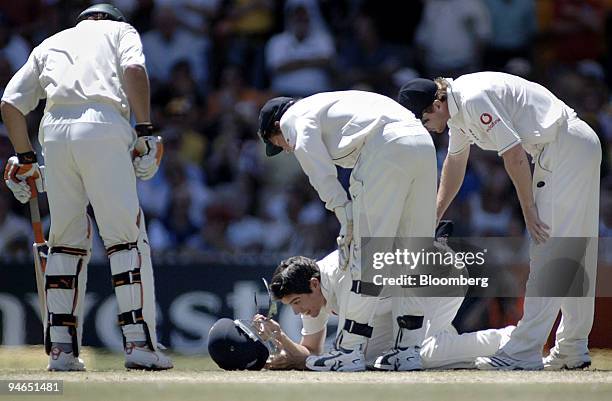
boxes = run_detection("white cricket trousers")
[501,116,601,361]
[364,296,509,368]
[338,122,439,349]
[41,104,158,350]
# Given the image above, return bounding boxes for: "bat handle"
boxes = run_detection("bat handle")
[26,177,45,245]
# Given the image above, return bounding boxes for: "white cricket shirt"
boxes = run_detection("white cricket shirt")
[301,250,350,336]
[445,72,574,157]
[279,90,420,211]
[2,20,146,122]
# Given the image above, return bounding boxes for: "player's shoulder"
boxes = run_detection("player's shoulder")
[316,250,339,271]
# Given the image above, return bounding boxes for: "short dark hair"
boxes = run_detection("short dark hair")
[269,256,321,299]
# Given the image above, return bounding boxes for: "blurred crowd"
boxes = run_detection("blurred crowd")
[1,0,611,264]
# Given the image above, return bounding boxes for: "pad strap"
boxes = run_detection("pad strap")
[45,313,79,357]
[397,315,424,330]
[351,280,382,296]
[117,308,155,351]
[118,309,146,326]
[112,269,142,287]
[45,275,76,290]
[343,319,373,338]
[106,241,138,256]
[49,246,88,256]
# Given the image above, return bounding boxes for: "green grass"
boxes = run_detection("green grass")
[0,347,611,401]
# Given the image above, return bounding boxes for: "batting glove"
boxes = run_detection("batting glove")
[132,124,163,181]
[334,201,353,270]
[3,152,44,204]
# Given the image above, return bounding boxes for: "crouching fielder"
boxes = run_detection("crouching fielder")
[257,91,440,371]
[1,4,171,371]
[255,252,513,371]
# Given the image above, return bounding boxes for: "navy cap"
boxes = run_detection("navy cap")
[398,78,437,119]
[208,318,269,370]
[257,97,295,157]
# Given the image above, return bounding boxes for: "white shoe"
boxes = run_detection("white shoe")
[372,346,422,371]
[306,346,365,372]
[498,325,516,349]
[47,346,86,371]
[543,348,591,370]
[475,351,543,370]
[124,342,174,370]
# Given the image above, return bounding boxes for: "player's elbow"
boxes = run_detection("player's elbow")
[501,144,525,166]
[0,101,21,119]
[123,64,147,80]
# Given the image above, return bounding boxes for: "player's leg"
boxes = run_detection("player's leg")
[545,119,601,370]
[367,128,438,370]
[363,298,394,367]
[70,122,171,370]
[42,133,92,371]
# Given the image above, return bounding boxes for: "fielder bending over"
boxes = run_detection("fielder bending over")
[257,91,442,371]
[398,72,600,370]
[2,4,171,371]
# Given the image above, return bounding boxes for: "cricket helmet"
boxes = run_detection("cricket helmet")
[208,318,269,370]
[77,3,126,23]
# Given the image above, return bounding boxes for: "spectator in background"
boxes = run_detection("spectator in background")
[265,0,335,97]
[548,0,606,63]
[336,14,403,96]
[142,6,210,89]
[0,13,31,72]
[483,0,537,71]
[205,64,271,135]
[214,0,275,89]
[468,165,515,235]
[415,0,491,78]
[155,0,221,35]
[0,56,12,98]
[0,191,31,259]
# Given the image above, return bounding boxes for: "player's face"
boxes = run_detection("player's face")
[269,123,294,153]
[421,100,450,134]
[281,280,325,317]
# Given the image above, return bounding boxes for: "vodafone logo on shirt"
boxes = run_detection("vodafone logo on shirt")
[480,113,493,125]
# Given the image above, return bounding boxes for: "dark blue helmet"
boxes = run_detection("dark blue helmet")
[208,318,269,370]
[77,3,126,23]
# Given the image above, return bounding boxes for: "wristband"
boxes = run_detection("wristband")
[135,123,154,137]
[17,151,37,164]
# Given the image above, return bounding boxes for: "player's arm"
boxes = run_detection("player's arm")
[123,64,150,124]
[1,102,33,153]
[273,328,326,370]
[118,25,150,124]
[254,315,320,370]
[501,145,549,243]
[437,146,469,223]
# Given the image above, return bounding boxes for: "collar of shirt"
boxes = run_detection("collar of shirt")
[445,78,461,119]
[279,106,298,149]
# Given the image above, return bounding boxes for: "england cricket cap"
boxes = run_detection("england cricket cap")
[398,78,437,119]
[208,318,269,370]
[257,97,296,157]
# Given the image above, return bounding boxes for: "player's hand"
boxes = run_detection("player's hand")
[523,204,550,244]
[334,202,353,270]
[132,125,163,180]
[265,348,291,370]
[252,314,281,341]
[3,154,44,204]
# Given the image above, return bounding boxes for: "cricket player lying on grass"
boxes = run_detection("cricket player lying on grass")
[253,251,514,371]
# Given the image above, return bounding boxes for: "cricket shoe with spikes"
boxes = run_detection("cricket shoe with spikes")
[543,348,591,371]
[475,351,543,370]
[372,346,422,371]
[306,346,366,372]
[124,342,174,370]
[47,346,86,371]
